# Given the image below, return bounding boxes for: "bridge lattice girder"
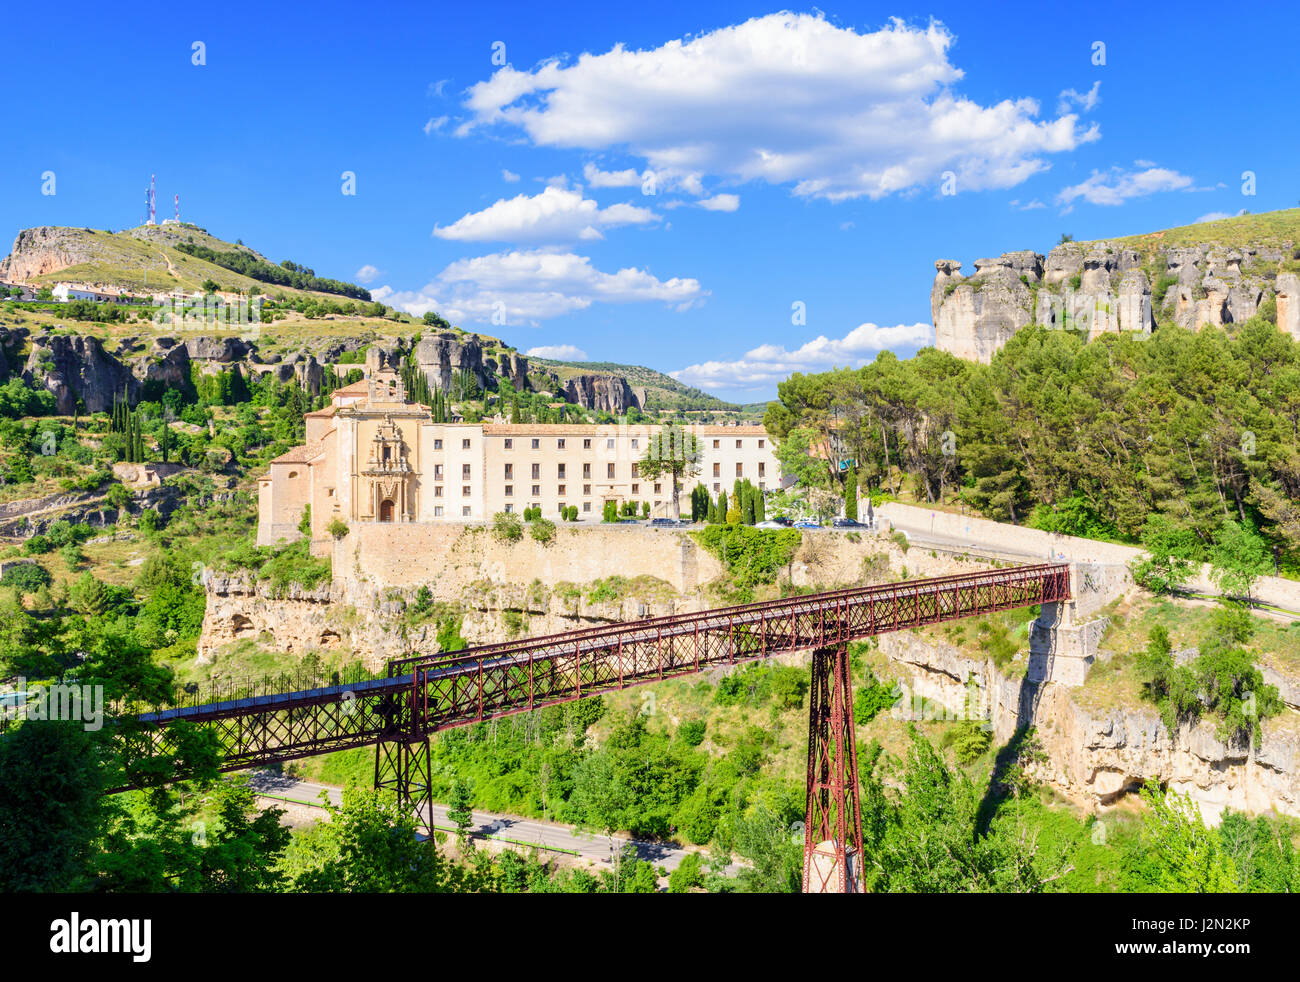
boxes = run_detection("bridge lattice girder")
[125,563,1070,781]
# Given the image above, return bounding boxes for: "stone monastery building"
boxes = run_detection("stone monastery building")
[258,358,783,555]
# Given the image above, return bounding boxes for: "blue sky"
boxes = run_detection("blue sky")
[3,1,1297,402]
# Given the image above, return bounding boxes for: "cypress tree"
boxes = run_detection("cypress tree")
[844,465,858,521]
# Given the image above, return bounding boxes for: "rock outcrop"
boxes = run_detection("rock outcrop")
[0,227,100,283]
[414,331,529,395]
[563,374,642,414]
[879,630,1300,825]
[933,238,1292,363]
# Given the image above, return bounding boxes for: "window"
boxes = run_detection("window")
[631,483,639,494]
[462,485,471,496]
[531,485,540,496]
[558,484,566,495]
[288,471,298,479]
[434,486,443,497]
[531,463,540,479]
[434,464,444,480]
[504,463,513,479]
[504,503,513,513]
[462,506,471,516]
[713,482,720,492]
[504,438,512,450]
[434,438,443,450]
[735,463,743,477]
[758,462,765,477]
[758,439,765,448]
[736,439,742,448]
[583,463,591,478]
[583,484,591,495]
[434,506,443,517]
[654,483,661,493]
[632,438,638,449]
[558,502,566,513]
[712,462,720,477]
[631,463,639,478]
[557,463,566,479]
[462,439,471,450]
[557,438,566,449]
[712,439,720,449]
[531,438,540,449]
[504,485,513,497]
[607,463,615,479]
[606,438,614,449]
[462,464,472,478]
[583,438,592,450]
[583,502,591,512]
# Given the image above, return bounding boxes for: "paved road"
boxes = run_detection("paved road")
[245,770,732,874]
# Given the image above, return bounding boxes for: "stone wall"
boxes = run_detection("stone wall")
[333,523,727,598]
[876,500,1300,612]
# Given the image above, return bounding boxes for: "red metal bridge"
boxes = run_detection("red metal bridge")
[130,562,1071,892]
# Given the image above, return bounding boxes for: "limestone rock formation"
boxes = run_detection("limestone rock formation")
[563,373,642,414]
[0,226,100,283]
[1278,273,1300,342]
[932,237,1296,363]
[23,334,138,413]
[414,331,528,395]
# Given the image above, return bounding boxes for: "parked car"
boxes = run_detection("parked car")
[793,520,823,529]
[832,518,869,528]
[770,516,793,527]
[650,517,677,526]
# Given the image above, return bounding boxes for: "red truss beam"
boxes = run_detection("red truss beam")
[124,563,1069,782]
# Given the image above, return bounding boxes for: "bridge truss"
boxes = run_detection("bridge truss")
[131,562,1070,891]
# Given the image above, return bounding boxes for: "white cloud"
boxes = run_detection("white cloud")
[1009,198,1046,210]
[1057,80,1101,115]
[354,264,382,284]
[433,186,658,242]
[672,322,933,390]
[428,79,450,98]
[1056,164,1195,210]
[370,248,705,326]
[526,344,588,360]
[583,162,642,188]
[460,13,1098,202]
[698,193,740,212]
[502,169,520,182]
[423,116,448,135]
[1195,209,1247,224]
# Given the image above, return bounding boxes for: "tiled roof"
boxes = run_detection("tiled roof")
[304,406,336,418]
[270,441,324,465]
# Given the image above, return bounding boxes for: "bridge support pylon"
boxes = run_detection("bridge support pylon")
[802,642,863,893]
[374,737,435,839]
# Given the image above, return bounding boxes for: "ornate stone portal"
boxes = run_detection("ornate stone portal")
[362,414,412,522]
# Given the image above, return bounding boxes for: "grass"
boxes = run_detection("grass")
[1089,207,1300,259]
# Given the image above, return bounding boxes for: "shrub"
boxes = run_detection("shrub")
[22,534,53,555]
[492,511,523,543]
[327,517,349,539]
[0,562,52,592]
[692,525,802,587]
[529,517,556,545]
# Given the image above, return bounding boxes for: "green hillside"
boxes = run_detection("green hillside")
[1087,207,1300,260]
[9,224,369,301]
[530,357,750,415]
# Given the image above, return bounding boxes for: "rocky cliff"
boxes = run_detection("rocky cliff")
[414,331,529,395]
[878,630,1300,825]
[934,234,1297,363]
[0,227,102,283]
[563,373,642,413]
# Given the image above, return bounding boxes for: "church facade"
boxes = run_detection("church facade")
[257,363,785,555]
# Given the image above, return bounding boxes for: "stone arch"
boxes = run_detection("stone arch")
[379,498,395,522]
